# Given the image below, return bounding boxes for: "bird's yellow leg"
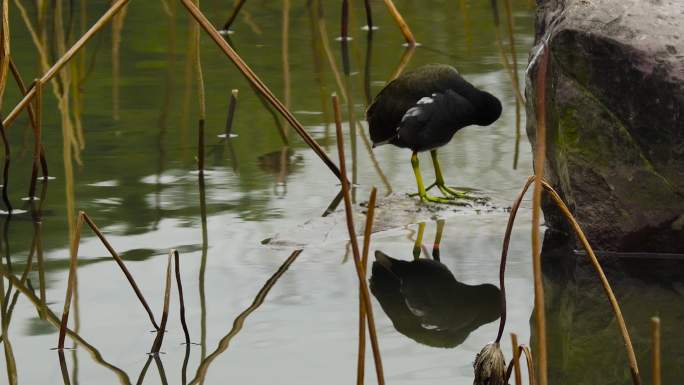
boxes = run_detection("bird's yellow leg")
[411,152,453,204]
[430,150,468,199]
[412,222,426,260]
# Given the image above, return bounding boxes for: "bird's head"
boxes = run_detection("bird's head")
[474,91,502,126]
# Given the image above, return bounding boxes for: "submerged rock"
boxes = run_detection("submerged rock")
[527,0,684,253]
[262,192,502,249]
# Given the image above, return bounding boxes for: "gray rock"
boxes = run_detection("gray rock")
[526,0,684,253]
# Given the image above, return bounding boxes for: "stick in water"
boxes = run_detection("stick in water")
[333,94,385,385]
[224,89,239,138]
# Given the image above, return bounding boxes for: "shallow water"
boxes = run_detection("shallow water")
[0,1,680,384]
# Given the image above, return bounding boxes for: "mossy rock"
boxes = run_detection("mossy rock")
[526,0,684,253]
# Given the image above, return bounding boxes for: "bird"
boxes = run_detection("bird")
[366,64,502,203]
[369,250,501,348]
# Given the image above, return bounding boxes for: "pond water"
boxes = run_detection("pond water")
[0,1,680,384]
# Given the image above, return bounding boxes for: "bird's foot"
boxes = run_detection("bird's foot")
[435,183,469,199]
[417,192,458,204]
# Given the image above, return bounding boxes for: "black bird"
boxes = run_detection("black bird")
[370,250,501,348]
[367,64,502,203]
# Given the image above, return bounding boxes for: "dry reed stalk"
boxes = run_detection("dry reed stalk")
[111,3,128,121]
[224,89,238,137]
[189,249,302,385]
[314,1,348,103]
[651,317,660,385]
[380,0,416,46]
[8,59,47,177]
[388,44,416,82]
[173,249,191,384]
[194,0,206,122]
[0,239,17,385]
[135,356,153,385]
[357,122,392,194]
[0,0,9,109]
[531,41,549,385]
[8,59,37,129]
[180,0,342,179]
[198,119,205,171]
[502,0,521,98]
[363,0,374,30]
[151,253,173,354]
[510,333,522,385]
[153,355,169,385]
[3,0,131,129]
[496,175,534,343]
[0,265,132,384]
[58,212,84,350]
[80,212,159,330]
[341,0,349,41]
[333,94,385,385]
[0,119,11,212]
[506,344,536,385]
[541,180,641,385]
[282,0,291,115]
[222,0,247,32]
[357,187,377,385]
[58,350,71,385]
[27,78,43,199]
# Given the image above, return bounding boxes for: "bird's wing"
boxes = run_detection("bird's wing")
[397,90,477,151]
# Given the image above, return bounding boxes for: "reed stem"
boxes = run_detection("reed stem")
[506,344,536,385]
[180,0,341,179]
[58,212,84,350]
[496,175,534,343]
[380,0,416,46]
[363,0,374,31]
[223,89,239,138]
[27,78,43,199]
[511,333,522,385]
[3,0,131,129]
[189,249,302,385]
[0,118,11,212]
[651,317,660,385]
[174,249,191,384]
[81,212,159,330]
[531,41,549,385]
[333,94,385,385]
[341,0,349,41]
[151,253,173,354]
[222,0,247,32]
[357,187,377,385]
[198,119,205,171]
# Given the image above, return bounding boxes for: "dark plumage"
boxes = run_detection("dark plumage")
[369,251,501,348]
[365,64,502,203]
[367,64,501,152]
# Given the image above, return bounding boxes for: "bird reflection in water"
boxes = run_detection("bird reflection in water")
[257,147,303,197]
[370,220,500,348]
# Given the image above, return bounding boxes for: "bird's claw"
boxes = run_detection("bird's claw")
[418,193,458,204]
[436,184,468,199]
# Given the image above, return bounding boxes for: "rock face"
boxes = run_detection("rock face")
[526,0,684,253]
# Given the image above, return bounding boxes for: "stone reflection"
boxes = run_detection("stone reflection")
[538,236,684,385]
[370,221,500,348]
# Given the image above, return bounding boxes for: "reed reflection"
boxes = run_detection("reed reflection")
[370,221,500,348]
[257,147,302,197]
